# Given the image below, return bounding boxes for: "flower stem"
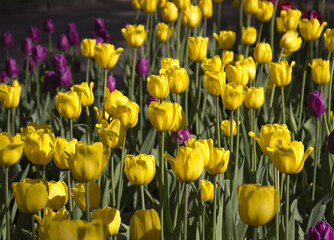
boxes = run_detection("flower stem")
[281,87,286,124]
[35,63,40,122]
[257,64,263,87]
[202,202,205,240]
[312,117,320,201]
[203,18,207,38]
[274,168,280,240]
[140,185,145,210]
[70,119,73,140]
[139,76,143,145]
[5,166,10,240]
[212,175,217,240]
[86,58,90,83]
[195,62,200,139]
[233,108,240,188]
[131,48,137,101]
[48,33,52,55]
[176,14,181,59]
[7,108,11,134]
[32,214,36,240]
[166,23,170,58]
[117,132,127,209]
[285,174,290,240]
[230,111,234,154]
[85,106,93,143]
[253,227,258,240]
[328,54,334,127]
[216,96,221,148]
[110,149,116,207]
[183,183,189,240]
[102,69,108,119]
[85,181,91,222]
[251,109,256,175]
[159,131,165,239]
[257,23,263,43]
[67,170,73,219]
[25,55,30,104]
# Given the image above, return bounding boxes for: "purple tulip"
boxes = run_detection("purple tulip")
[302,10,322,23]
[106,75,116,93]
[53,53,67,71]
[57,66,72,87]
[43,19,54,33]
[43,71,58,90]
[309,221,334,240]
[23,56,34,71]
[307,91,325,118]
[67,22,77,35]
[57,34,69,52]
[1,31,13,48]
[148,93,158,104]
[21,37,33,55]
[0,72,8,84]
[92,29,110,43]
[172,126,191,145]
[29,25,40,43]
[136,58,149,76]
[32,45,46,63]
[68,31,79,46]
[95,17,105,31]
[6,58,19,78]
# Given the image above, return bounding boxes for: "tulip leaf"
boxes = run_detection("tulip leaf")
[139,127,156,154]
[288,102,297,135]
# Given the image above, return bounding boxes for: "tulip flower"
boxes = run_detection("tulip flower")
[156,23,174,42]
[125,154,156,185]
[92,207,121,237]
[213,30,236,50]
[243,0,258,14]
[280,30,302,55]
[71,82,94,107]
[309,58,330,85]
[94,17,105,31]
[173,0,190,9]
[148,101,176,131]
[147,74,171,99]
[276,17,287,33]
[53,53,67,71]
[205,146,230,175]
[57,66,72,87]
[21,37,33,55]
[242,27,257,45]
[172,127,191,145]
[5,58,18,78]
[188,36,208,62]
[141,0,159,13]
[309,221,334,240]
[256,0,274,22]
[244,87,265,109]
[53,137,77,170]
[221,120,239,136]
[57,34,69,52]
[43,19,54,33]
[106,75,116,93]
[0,80,21,108]
[253,42,272,64]
[239,57,256,82]
[203,71,226,96]
[69,32,79,46]
[269,60,295,87]
[96,119,126,149]
[200,179,214,201]
[136,57,149,76]
[130,209,161,240]
[181,5,202,28]
[92,29,110,44]
[161,1,178,22]
[1,31,13,48]
[67,22,77,35]
[237,184,279,226]
[46,180,68,210]
[226,63,249,86]
[20,123,52,139]
[198,0,213,18]
[42,71,57,90]
[81,38,96,58]
[94,106,110,124]
[104,89,128,117]
[280,9,302,31]
[221,83,245,111]
[34,207,69,227]
[202,55,223,72]
[71,181,101,210]
[187,138,213,167]
[0,72,8,84]
[32,45,46,63]
[222,51,235,69]
[307,91,325,118]
[121,24,148,48]
[299,18,327,41]
[324,28,334,53]
[167,67,189,94]
[0,132,24,166]
[55,91,81,119]
[29,25,40,43]
[132,0,141,9]
[171,102,186,132]
[160,57,180,71]
[112,100,139,129]
[94,43,124,69]
[12,178,49,214]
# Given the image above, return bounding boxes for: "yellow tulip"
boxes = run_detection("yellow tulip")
[181,5,202,28]
[253,42,272,64]
[156,23,174,42]
[71,181,101,210]
[213,30,236,50]
[69,141,110,182]
[148,101,176,131]
[238,184,279,226]
[35,207,69,226]
[132,0,142,9]
[205,146,230,175]
[276,17,287,33]
[121,24,149,48]
[203,70,226,96]
[243,0,258,14]
[0,132,24,166]
[161,1,178,22]
[235,54,244,62]
[23,130,55,165]
[187,138,213,167]
[256,0,274,22]
[96,119,126,149]
[173,0,190,10]
[267,141,314,174]
[93,106,110,124]
[244,87,265,109]
[202,55,222,72]
[200,179,214,202]
[147,74,171,99]
[220,120,239,136]
[92,207,121,237]
[125,154,156,185]
[55,91,81,119]
[46,180,68,210]
[226,63,249,86]
[198,0,213,18]
[324,28,334,53]
[165,146,204,182]
[141,0,158,13]
[248,123,291,156]
[20,122,52,140]
[239,57,256,82]
[221,83,245,111]
[160,57,180,72]
[299,18,327,41]
[130,209,161,240]
[309,58,330,85]
[53,137,77,170]
[112,101,139,129]
[242,27,257,45]
[222,51,234,69]
[167,67,189,94]
[104,89,129,117]
[158,0,167,8]
[279,30,302,55]
[94,43,124,69]
[0,80,21,108]
[81,38,96,58]
[280,9,302,31]
[269,60,295,87]
[71,82,94,107]
[188,36,208,62]
[171,102,186,132]
[12,178,49,214]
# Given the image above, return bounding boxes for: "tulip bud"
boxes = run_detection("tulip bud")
[213,30,236,50]
[171,102,186,132]
[81,38,96,58]
[57,34,69,52]
[198,0,213,18]
[21,37,33,55]
[278,1,291,11]
[256,0,274,22]
[156,23,174,42]
[147,74,171,99]
[253,42,272,64]
[130,209,161,240]
[53,137,77,170]
[307,91,325,118]
[309,221,334,240]
[148,101,176,131]
[92,29,110,44]
[55,90,81,119]
[67,22,77,35]
[1,31,13,48]
[69,31,79,46]
[29,25,40,43]
[221,83,245,111]
[279,30,302,55]
[125,154,156,185]
[309,58,330,85]
[167,67,189,94]
[6,58,19,78]
[221,120,239,137]
[244,87,265,109]
[205,146,230,175]
[324,28,334,53]
[269,60,295,87]
[328,130,334,154]
[203,71,226,96]
[71,182,101,210]
[173,0,191,10]
[0,132,24,166]
[182,5,202,28]
[53,53,67,71]
[226,63,249,86]
[280,9,302,31]
[94,17,105,31]
[172,127,191,145]
[92,207,121,237]
[34,207,69,227]
[148,93,158,104]
[242,27,257,45]
[0,72,8,84]
[188,36,208,62]
[136,57,149,76]
[57,66,72,87]
[243,0,259,14]
[32,45,46,63]
[0,80,21,109]
[121,24,148,48]
[200,179,214,201]
[44,19,54,33]
[23,56,34,72]
[141,0,159,13]
[276,17,287,33]
[187,138,213,167]
[107,75,116,93]
[161,1,178,22]
[46,181,68,211]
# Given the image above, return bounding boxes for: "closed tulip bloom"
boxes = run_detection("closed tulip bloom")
[57,34,69,52]
[307,91,325,118]
[147,74,171,99]
[221,120,239,136]
[256,0,274,22]
[242,27,257,45]
[269,60,295,87]
[43,19,54,33]
[244,87,265,109]
[204,71,226,96]
[213,30,236,50]
[71,182,101,211]
[121,24,148,48]
[67,22,77,35]
[309,58,330,85]
[136,57,149,76]
[0,80,21,108]
[113,101,139,129]
[276,17,287,33]
[200,179,214,201]
[57,66,72,87]
[71,82,94,107]
[226,63,249,86]
[94,43,124,69]
[156,23,174,42]
[172,103,186,132]
[35,208,69,227]
[32,45,46,63]
[280,9,302,31]
[187,138,213,167]
[130,209,161,240]
[0,72,8,84]
[46,180,68,210]
[161,1,179,22]
[141,0,159,13]
[6,58,19,78]
[238,184,279,226]
[104,89,129,117]
[148,101,176,131]
[160,57,180,71]
[202,55,222,72]
[299,18,327,41]
[53,53,67,71]
[221,83,245,111]
[69,142,110,182]
[279,30,302,55]
[182,5,202,28]
[253,42,272,64]
[125,154,156,185]
[188,36,208,62]
[0,132,24,166]
[248,123,291,156]
[158,0,167,8]
[29,25,40,43]
[92,207,121,237]
[173,0,191,10]
[96,119,126,149]
[1,31,13,48]
[69,32,79,45]
[199,0,213,18]
[324,28,334,53]
[53,137,77,170]
[309,221,334,240]
[55,91,81,119]
[205,146,230,175]
[12,178,49,214]
[240,57,256,82]
[168,67,189,94]
[243,0,259,14]
[81,38,96,58]
[22,37,33,55]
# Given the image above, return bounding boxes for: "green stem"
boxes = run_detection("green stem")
[202,202,205,240]
[7,108,11,134]
[140,185,145,210]
[183,183,189,240]
[110,149,116,207]
[257,23,263,43]
[176,13,181,59]
[70,119,73,140]
[67,170,73,219]
[274,168,280,240]
[312,117,320,201]
[48,33,52,55]
[328,54,334,127]
[251,109,256,175]
[85,182,91,222]
[159,131,165,239]
[270,0,278,52]
[36,63,40,122]
[239,0,244,42]
[233,108,240,187]
[85,106,93,143]
[230,111,234,154]
[166,23,170,58]
[195,62,200,139]
[117,132,127,210]
[203,18,207,38]
[245,45,249,58]
[216,96,221,148]
[86,58,90,83]
[102,69,108,119]
[25,55,29,104]
[270,85,276,110]
[281,87,286,124]
[32,214,36,240]
[253,227,258,240]
[36,164,40,179]
[285,174,290,240]
[5,48,9,60]
[139,76,143,145]
[212,175,217,240]
[5,166,10,240]
[257,64,263,87]
[246,14,251,27]
[131,48,137,101]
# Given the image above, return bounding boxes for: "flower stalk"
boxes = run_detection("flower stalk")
[131,48,137,101]
[159,131,165,239]
[183,183,189,240]
[85,181,90,222]
[5,166,10,240]
[140,185,145,210]
[285,174,290,240]
[312,117,320,201]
